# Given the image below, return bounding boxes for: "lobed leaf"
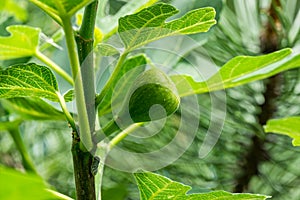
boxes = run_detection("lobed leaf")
[134,171,270,200]
[264,116,300,146]
[118,3,216,51]
[171,48,300,96]
[29,0,95,25]
[0,25,40,60]
[98,0,159,34]
[0,63,59,101]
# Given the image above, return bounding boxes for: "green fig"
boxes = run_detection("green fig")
[127,68,180,122]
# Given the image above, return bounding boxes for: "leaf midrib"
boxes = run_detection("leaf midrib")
[123,10,177,50]
[3,67,56,90]
[124,8,215,51]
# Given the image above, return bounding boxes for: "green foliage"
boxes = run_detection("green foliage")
[171,49,300,96]
[118,3,216,51]
[0,166,63,200]
[0,25,72,84]
[63,89,74,102]
[0,25,39,60]
[98,0,159,34]
[264,117,300,146]
[0,63,59,101]
[102,185,128,200]
[276,0,300,46]
[1,1,300,200]
[134,171,270,200]
[3,121,76,198]
[0,0,28,22]
[1,98,65,120]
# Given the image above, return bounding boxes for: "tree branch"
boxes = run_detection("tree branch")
[234,0,281,192]
[71,1,98,200]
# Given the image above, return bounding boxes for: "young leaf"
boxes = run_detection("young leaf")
[0,63,59,101]
[1,98,65,120]
[134,171,270,200]
[171,48,300,96]
[98,0,159,34]
[97,54,147,116]
[264,116,300,146]
[0,25,40,60]
[29,0,95,25]
[118,3,216,51]
[0,166,64,200]
[63,89,74,102]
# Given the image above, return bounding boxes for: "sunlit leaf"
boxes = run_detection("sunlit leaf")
[1,98,65,120]
[134,171,270,200]
[118,3,216,51]
[63,89,74,102]
[0,25,40,60]
[0,25,73,85]
[264,116,300,146]
[98,0,159,34]
[0,63,59,101]
[206,49,293,89]
[171,48,300,96]
[0,166,62,200]
[29,0,95,25]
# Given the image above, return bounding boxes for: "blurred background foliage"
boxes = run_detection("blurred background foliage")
[1,0,300,200]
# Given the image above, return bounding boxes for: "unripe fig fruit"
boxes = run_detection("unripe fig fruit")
[127,68,180,122]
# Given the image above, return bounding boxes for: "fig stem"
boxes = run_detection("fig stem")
[60,12,93,151]
[95,52,128,106]
[8,125,37,174]
[35,50,74,85]
[108,122,144,150]
[56,92,76,130]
